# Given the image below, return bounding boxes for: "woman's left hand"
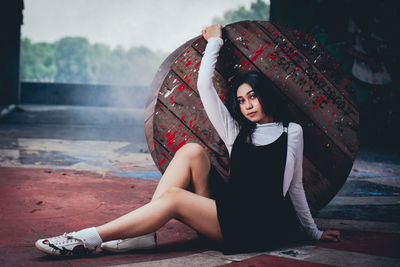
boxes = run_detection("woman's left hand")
[320,229,341,242]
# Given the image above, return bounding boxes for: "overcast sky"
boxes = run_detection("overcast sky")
[22,0,260,53]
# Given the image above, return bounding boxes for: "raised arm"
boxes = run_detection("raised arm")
[197,25,239,153]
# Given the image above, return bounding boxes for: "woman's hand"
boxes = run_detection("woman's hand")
[320,229,341,242]
[202,24,222,41]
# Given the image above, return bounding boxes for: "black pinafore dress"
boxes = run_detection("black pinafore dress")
[214,122,301,254]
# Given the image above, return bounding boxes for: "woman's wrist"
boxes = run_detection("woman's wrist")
[315,229,324,240]
[207,37,223,46]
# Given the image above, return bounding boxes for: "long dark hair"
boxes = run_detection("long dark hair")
[226,71,287,144]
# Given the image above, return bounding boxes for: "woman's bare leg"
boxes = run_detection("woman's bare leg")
[97,187,223,242]
[151,143,212,200]
[100,143,214,250]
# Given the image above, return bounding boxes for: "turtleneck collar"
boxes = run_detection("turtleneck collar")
[255,122,281,128]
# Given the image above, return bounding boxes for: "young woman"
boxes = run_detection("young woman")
[35,24,340,256]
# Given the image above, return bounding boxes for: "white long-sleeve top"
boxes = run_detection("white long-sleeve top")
[197,37,323,240]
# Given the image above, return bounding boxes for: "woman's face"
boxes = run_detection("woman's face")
[236,83,272,124]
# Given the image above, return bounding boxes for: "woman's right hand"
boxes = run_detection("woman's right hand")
[201,24,222,41]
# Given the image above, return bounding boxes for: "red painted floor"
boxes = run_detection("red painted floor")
[316,230,400,259]
[217,254,335,267]
[1,167,399,266]
[0,167,206,266]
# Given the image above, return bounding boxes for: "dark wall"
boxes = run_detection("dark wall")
[0,0,24,105]
[270,0,400,149]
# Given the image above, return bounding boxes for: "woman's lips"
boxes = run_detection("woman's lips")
[247,112,256,117]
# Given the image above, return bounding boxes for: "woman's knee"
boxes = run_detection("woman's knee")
[174,143,208,161]
[159,186,185,213]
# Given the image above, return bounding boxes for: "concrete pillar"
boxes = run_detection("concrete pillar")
[0,0,24,105]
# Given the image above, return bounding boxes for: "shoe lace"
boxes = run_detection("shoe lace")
[50,232,83,245]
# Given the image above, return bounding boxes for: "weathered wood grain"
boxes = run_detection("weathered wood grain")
[144,21,359,212]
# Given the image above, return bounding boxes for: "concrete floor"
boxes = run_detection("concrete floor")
[0,105,399,266]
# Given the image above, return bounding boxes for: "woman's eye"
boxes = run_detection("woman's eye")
[237,99,244,104]
[250,94,256,99]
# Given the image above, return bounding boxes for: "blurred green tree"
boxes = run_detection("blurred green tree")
[20,37,167,86]
[54,37,94,83]
[20,38,56,82]
[212,0,270,25]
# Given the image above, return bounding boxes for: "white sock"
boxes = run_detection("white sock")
[73,227,103,249]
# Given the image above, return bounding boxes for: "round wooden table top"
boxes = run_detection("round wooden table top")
[144,20,359,214]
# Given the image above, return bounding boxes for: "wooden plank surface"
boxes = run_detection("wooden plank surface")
[145,20,359,212]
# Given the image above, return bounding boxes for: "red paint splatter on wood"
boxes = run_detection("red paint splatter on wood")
[331,107,338,117]
[313,96,327,110]
[188,79,192,83]
[186,49,191,54]
[166,131,178,148]
[289,49,298,59]
[154,141,158,146]
[189,73,193,77]
[185,61,192,67]
[180,115,185,121]
[178,84,186,91]
[251,43,272,61]
[239,59,252,71]
[160,157,166,165]
[265,50,275,59]
[296,80,312,94]
[195,61,201,68]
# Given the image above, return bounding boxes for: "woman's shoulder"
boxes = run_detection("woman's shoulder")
[287,122,303,143]
[287,122,303,134]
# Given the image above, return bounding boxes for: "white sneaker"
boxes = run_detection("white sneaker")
[101,233,157,253]
[35,232,97,256]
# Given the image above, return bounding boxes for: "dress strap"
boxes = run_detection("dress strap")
[283,121,289,133]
